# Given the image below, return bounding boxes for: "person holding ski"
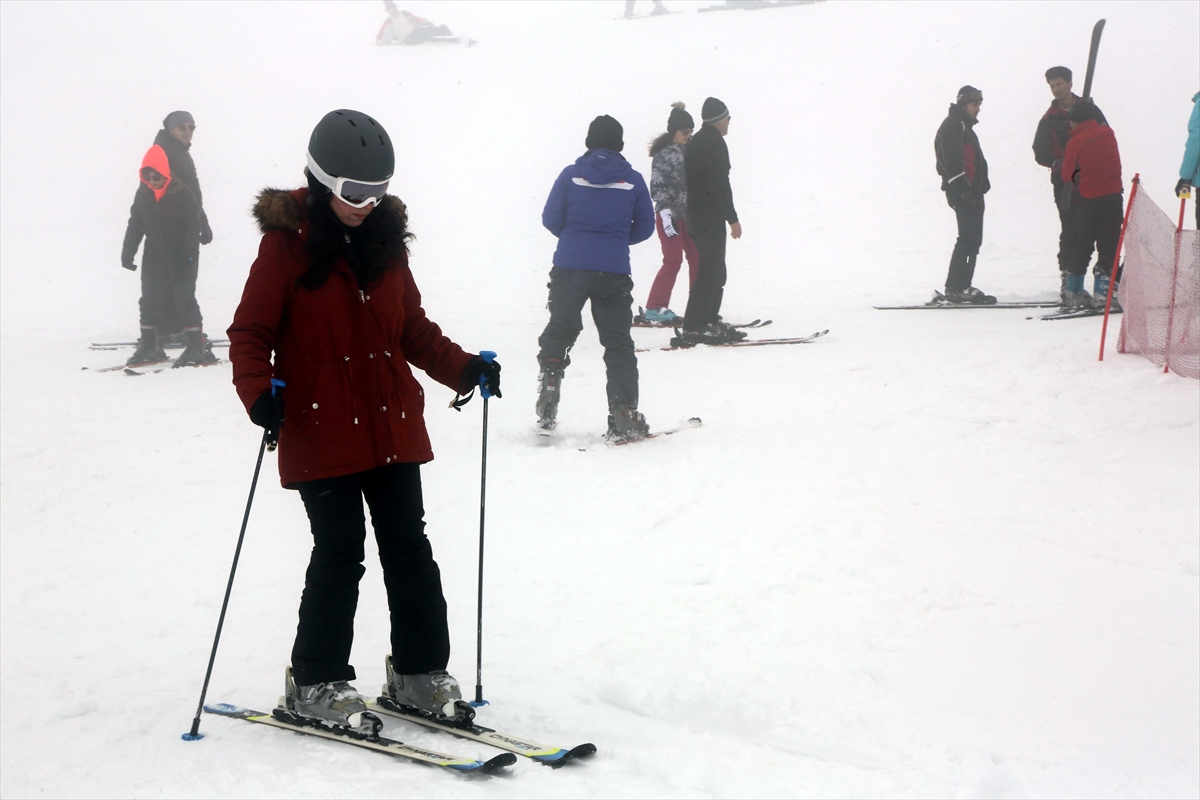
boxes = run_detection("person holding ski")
[1032,67,1107,301]
[120,144,218,367]
[677,97,748,344]
[934,86,995,304]
[640,102,698,325]
[1178,92,1199,228]
[227,109,502,734]
[1059,100,1124,309]
[536,114,655,440]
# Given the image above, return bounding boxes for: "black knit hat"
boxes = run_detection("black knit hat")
[667,102,694,134]
[163,110,195,131]
[955,86,983,106]
[701,97,729,124]
[585,115,624,152]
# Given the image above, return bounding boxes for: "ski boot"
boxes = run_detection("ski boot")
[160,329,188,349]
[943,286,997,305]
[278,667,382,738]
[1094,273,1121,313]
[671,323,737,347]
[126,327,167,367]
[380,655,474,725]
[605,402,650,443]
[173,327,220,368]
[642,307,682,324]
[714,318,748,341]
[1061,273,1094,310]
[535,358,565,435]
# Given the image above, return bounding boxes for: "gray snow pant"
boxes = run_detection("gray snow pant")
[537,267,639,408]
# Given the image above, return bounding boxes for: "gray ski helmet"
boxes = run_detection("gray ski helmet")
[306,109,394,184]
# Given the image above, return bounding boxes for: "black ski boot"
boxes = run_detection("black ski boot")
[672,323,739,347]
[126,327,167,366]
[605,403,650,443]
[173,328,220,368]
[535,358,565,435]
[160,329,188,349]
[943,286,997,305]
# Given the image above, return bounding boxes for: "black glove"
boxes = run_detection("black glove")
[1177,178,1193,198]
[463,355,502,399]
[122,260,137,271]
[250,388,285,447]
[200,218,213,245]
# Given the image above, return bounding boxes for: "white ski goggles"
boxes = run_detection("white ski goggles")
[306,151,390,209]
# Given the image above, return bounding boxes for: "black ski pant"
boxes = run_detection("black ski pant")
[291,463,449,686]
[537,267,638,408]
[1052,175,1090,273]
[681,225,728,331]
[139,255,201,331]
[1065,192,1123,277]
[945,196,985,292]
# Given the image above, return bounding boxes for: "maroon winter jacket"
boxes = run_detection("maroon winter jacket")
[228,188,474,487]
[1061,120,1123,199]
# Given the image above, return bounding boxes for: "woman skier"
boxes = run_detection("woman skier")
[227,109,501,734]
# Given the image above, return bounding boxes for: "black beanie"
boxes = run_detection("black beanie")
[667,102,694,134]
[955,86,983,106]
[163,110,195,131]
[1069,99,1099,123]
[585,115,624,152]
[701,97,729,124]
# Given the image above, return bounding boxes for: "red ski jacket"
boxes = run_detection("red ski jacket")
[228,188,474,487]
[1061,120,1123,199]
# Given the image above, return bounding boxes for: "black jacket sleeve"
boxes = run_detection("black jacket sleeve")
[1032,116,1058,167]
[121,191,146,267]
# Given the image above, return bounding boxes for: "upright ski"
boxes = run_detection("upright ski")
[1081,19,1105,102]
[371,698,597,767]
[203,703,516,773]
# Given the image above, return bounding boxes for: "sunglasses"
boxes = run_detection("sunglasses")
[306,151,389,209]
[175,124,196,132]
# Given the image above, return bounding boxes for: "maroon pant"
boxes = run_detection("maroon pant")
[645,214,700,310]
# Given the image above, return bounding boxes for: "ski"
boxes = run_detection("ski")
[874,291,1059,310]
[1033,306,1122,321]
[607,416,702,446]
[91,358,173,373]
[637,329,828,352]
[700,1,817,12]
[90,338,229,350]
[370,698,596,767]
[1081,19,1105,102]
[616,10,684,19]
[203,703,516,773]
[633,309,772,328]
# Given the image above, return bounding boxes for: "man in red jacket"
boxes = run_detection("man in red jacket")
[1060,100,1124,309]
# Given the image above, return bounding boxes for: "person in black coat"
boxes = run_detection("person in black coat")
[679,97,746,344]
[121,144,216,367]
[934,86,995,304]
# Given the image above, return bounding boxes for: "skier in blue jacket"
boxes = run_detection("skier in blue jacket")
[536,115,655,441]
[1177,92,1200,228]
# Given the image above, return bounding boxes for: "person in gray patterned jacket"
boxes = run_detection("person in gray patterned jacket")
[641,103,698,324]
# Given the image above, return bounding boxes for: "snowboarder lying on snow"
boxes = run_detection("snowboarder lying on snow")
[227,109,501,732]
[934,85,995,305]
[1059,100,1124,311]
[376,0,453,45]
[536,114,655,441]
[120,144,218,368]
[641,102,698,325]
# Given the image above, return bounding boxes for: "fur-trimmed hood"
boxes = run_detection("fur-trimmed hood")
[252,187,407,234]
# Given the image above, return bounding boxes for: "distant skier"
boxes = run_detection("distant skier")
[624,0,670,17]
[640,102,698,324]
[536,114,655,440]
[1032,67,1107,300]
[152,110,213,344]
[1177,92,1199,228]
[376,0,454,45]
[677,97,748,343]
[120,144,217,367]
[934,86,995,304]
[1060,100,1124,309]
[227,109,501,734]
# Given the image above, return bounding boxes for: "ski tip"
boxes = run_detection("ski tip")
[541,742,598,768]
[481,752,518,771]
[686,417,703,427]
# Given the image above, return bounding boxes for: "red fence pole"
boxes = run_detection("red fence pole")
[1099,174,1139,361]
[1161,194,1189,374]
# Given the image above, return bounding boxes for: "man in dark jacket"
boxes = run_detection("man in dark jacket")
[1032,66,1107,296]
[934,86,995,304]
[536,115,655,441]
[1060,101,1124,310]
[679,97,746,344]
[121,144,216,367]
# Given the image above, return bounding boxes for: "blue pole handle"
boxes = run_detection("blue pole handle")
[478,351,496,399]
[271,378,286,397]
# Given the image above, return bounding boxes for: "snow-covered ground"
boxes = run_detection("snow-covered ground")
[2,1,1198,797]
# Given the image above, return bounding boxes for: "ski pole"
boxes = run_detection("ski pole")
[184,378,284,741]
[472,352,496,707]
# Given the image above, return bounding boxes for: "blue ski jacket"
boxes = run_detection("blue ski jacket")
[542,149,655,274]
[1181,93,1200,185]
